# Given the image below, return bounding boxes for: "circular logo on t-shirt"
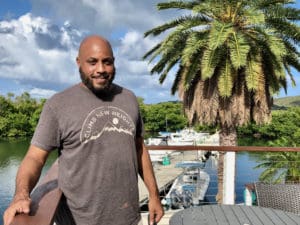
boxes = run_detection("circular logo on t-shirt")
[80,106,135,144]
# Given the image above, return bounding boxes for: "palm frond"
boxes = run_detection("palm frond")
[182,31,208,64]
[157,1,199,10]
[209,21,234,50]
[143,43,161,61]
[144,14,210,37]
[245,54,262,91]
[218,58,234,97]
[159,56,180,83]
[201,47,224,80]
[228,32,251,69]
[171,66,184,95]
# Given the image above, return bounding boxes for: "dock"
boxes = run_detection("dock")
[138,150,200,225]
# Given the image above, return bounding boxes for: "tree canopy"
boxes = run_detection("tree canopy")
[144,0,300,128]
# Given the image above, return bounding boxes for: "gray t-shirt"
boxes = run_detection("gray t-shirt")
[31,83,143,225]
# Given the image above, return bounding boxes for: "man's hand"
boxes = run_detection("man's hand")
[3,196,31,225]
[148,196,164,225]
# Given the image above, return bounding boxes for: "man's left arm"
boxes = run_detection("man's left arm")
[136,137,164,224]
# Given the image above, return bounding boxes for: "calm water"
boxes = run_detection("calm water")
[0,139,264,224]
[202,151,264,204]
[0,138,57,224]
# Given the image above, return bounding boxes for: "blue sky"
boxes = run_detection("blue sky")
[0,0,299,103]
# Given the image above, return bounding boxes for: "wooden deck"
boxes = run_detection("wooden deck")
[139,150,200,225]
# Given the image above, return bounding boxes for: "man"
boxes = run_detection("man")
[3,35,164,225]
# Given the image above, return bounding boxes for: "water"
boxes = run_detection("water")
[200,152,264,204]
[0,139,264,224]
[0,138,57,224]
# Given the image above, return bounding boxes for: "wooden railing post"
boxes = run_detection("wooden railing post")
[223,151,236,205]
[11,159,62,225]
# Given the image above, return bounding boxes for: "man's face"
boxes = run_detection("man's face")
[77,38,115,95]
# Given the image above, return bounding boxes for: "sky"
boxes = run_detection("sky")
[0,0,299,104]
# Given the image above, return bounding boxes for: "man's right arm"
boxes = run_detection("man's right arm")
[3,145,50,225]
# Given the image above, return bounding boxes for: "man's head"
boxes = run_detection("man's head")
[77,35,115,96]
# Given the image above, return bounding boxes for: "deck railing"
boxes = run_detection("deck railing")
[10,145,300,225]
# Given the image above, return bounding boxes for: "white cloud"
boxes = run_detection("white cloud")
[0,1,183,103]
[29,88,57,99]
[30,0,177,35]
[0,13,82,91]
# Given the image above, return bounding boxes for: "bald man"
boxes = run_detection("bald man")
[3,35,163,225]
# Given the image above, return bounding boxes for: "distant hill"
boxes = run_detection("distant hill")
[273,95,300,109]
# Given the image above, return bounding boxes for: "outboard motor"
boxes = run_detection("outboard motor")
[170,189,182,209]
[182,189,192,208]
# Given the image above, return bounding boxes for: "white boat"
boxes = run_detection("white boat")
[166,128,210,146]
[145,136,168,145]
[163,161,210,209]
[167,132,195,146]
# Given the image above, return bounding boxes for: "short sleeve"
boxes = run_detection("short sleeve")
[31,101,61,151]
[136,109,144,138]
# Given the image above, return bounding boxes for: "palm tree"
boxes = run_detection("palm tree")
[255,137,300,183]
[143,0,300,203]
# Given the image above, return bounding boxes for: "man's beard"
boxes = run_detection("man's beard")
[79,67,115,96]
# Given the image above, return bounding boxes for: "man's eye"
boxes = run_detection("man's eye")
[104,60,113,65]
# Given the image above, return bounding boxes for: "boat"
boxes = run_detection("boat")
[145,135,168,146]
[163,161,210,209]
[166,128,210,146]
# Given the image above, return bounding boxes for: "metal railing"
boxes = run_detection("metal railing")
[10,145,300,225]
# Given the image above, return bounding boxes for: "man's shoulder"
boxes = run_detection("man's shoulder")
[46,84,81,105]
[113,83,136,99]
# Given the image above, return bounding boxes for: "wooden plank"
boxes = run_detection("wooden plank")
[211,205,230,224]
[11,160,62,225]
[241,206,264,225]
[261,207,287,225]
[220,205,240,225]
[230,205,252,225]
[201,205,218,225]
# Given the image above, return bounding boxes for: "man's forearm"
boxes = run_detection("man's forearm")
[136,137,164,224]
[13,145,49,200]
[14,157,43,200]
[136,138,159,197]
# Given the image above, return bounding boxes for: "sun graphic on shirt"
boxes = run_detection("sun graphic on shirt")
[112,118,119,125]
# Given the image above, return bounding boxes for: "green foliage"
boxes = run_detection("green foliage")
[0,93,45,138]
[138,100,188,132]
[238,107,300,146]
[238,107,300,183]
[255,151,300,183]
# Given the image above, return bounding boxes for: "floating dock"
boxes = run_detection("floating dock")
[138,150,200,224]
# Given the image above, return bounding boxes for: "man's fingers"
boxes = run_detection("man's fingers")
[148,212,156,225]
[3,207,17,225]
[3,199,31,225]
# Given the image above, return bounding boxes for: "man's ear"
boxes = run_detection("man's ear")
[76,57,80,67]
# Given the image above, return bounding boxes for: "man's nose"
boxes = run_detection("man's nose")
[96,62,105,73]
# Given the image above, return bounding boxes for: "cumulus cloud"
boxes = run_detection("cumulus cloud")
[0,13,82,91]
[0,1,182,103]
[29,87,57,99]
[30,0,178,36]
[114,30,179,103]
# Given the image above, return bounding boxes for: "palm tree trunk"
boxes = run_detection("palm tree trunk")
[216,126,237,204]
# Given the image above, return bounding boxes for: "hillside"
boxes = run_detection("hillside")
[273,95,300,108]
